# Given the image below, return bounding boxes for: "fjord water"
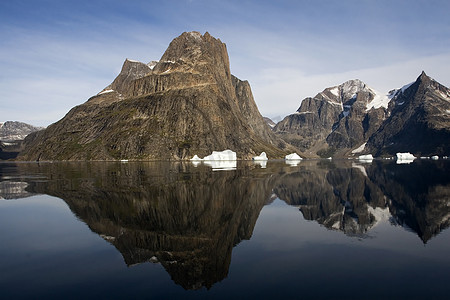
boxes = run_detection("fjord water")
[0,160,449,299]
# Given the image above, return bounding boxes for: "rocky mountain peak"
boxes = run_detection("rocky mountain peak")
[0,121,43,141]
[19,32,293,161]
[152,31,230,77]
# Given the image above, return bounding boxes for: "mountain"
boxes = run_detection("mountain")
[0,121,43,141]
[0,121,43,160]
[263,117,276,128]
[274,79,389,157]
[365,72,450,156]
[19,32,294,161]
[274,73,450,157]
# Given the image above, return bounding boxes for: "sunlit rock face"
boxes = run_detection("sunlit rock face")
[19,32,293,161]
[274,72,450,158]
[366,72,450,157]
[273,79,388,157]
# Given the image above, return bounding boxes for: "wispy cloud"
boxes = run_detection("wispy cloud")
[1,0,449,126]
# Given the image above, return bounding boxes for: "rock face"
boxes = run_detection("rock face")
[0,121,43,160]
[274,79,389,157]
[0,121,43,141]
[365,72,450,156]
[274,73,450,157]
[263,117,276,129]
[19,32,293,161]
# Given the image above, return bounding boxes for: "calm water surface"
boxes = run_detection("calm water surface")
[0,159,449,299]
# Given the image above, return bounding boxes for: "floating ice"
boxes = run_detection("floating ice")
[286,160,300,167]
[203,150,237,161]
[285,153,302,160]
[190,155,203,161]
[252,152,268,161]
[204,160,236,171]
[358,154,373,162]
[253,160,267,168]
[396,152,416,164]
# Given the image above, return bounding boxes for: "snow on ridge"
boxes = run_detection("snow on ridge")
[147,61,158,70]
[388,82,414,100]
[189,31,203,40]
[366,87,390,111]
[330,87,339,97]
[352,143,367,154]
[98,89,114,95]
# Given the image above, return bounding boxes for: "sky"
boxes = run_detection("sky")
[1,0,449,126]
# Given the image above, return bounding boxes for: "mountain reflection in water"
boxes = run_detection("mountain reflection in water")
[1,159,449,291]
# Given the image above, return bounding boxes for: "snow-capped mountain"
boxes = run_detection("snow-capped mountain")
[274,79,390,156]
[274,72,450,157]
[0,121,43,141]
[365,72,450,156]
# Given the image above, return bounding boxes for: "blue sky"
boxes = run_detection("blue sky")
[1,0,449,126]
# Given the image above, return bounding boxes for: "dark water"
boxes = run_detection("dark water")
[0,159,449,299]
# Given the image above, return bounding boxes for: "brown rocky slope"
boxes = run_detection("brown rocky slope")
[19,32,294,161]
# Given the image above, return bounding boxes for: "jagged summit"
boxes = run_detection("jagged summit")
[19,32,294,161]
[274,71,450,157]
[365,71,450,156]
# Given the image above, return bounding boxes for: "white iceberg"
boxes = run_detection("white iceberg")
[190,155,203,161]
[252,152,268,161]
[203,150,237,161]
[286,160,300,167]
[253,160,267,168]
[358,154,374,162]
[204,160,237,171]
[396,152,416,164]
[285,153,302,160]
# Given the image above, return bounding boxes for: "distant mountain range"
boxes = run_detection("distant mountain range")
[0,121,43,160]
[274,72,450,157]
[8,31,450,161]
[0,121,43,141]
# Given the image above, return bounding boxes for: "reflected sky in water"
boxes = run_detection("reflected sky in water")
[0,160,449,299]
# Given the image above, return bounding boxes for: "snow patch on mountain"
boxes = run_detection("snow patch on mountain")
[352,143,367,154]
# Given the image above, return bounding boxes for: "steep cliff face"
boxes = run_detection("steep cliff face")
[274,73,450,157]
[274,80,389,157]
[19,32,293,161]
[0,121,43,141]
[365,72,450,156]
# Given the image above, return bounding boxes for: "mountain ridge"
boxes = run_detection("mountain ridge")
[273,72,450,157]
[18,32,295,161]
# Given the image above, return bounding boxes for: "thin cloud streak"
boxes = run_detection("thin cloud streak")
[1,0,449,126]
